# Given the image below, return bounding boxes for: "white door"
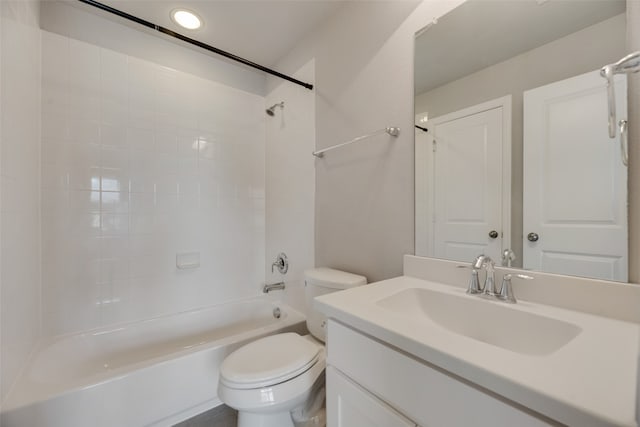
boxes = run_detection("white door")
[523,70,628,281]
[425,97,511,263]
[326,366,416,427]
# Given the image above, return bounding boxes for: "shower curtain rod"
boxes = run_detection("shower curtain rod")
[77,0,314,91]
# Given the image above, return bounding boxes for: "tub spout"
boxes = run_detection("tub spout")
[263,282,285,293]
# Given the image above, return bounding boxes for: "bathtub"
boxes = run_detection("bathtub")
[1,297,306,427]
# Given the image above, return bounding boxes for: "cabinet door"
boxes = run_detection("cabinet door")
[326,366,416,427]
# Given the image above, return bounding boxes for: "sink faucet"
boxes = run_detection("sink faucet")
[463,255,533,303]
[471,255,497,296]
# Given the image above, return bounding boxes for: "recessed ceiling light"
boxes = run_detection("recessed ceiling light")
[171,9,202,30]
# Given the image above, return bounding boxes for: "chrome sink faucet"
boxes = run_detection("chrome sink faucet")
[467,255,498,296]
[462,255,534,304]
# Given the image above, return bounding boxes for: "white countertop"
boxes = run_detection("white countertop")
[315,276,640,427]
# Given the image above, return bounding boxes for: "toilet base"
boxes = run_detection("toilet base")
[238,410,295,427]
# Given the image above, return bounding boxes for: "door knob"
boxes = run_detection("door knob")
[488,230,499,239]
[527,232,539,242]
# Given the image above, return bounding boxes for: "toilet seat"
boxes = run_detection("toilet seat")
[218,345,326,414]
[220,333,321,389]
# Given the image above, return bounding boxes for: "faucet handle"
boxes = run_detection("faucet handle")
[472,254,488,270]
[271,252,288,274]
[457,265,484,294]
[498,274,533,304]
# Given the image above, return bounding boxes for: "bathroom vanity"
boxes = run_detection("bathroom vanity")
[315,256,640,427]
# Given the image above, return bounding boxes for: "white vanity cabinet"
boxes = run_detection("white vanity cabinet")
[326,320,559,427]
[326,366,416,427]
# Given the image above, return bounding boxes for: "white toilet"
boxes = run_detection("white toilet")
[217,268,366,427]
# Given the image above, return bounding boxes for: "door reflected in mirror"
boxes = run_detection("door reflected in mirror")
[414,0,629,282]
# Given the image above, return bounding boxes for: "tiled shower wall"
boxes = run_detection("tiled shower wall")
[41,31,266,337]
[0,2,42,401]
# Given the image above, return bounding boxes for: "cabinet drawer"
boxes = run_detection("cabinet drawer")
[327,320,558,427]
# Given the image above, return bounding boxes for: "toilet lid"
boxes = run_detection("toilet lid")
[220,333,321,389]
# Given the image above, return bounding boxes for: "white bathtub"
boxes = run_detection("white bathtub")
[1,297,306,427]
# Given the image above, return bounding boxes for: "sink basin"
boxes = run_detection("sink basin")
[376,288,581,356]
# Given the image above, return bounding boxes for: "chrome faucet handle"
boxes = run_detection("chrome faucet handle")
[472,254,487,270]
[457,265,483,294]
[498,274,534,304]
[271,252,288,274]
[467,269,483,294]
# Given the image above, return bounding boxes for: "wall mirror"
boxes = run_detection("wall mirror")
[414,0,630,282]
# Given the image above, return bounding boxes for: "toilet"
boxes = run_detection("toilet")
[217,268,366,427]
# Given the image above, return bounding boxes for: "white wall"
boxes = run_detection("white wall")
[629,0,640,283]
[272,0,463,282]
[40,31,266,336]
[264,60,316,314]
[40,1,266,97]
[272,0,640,284]
[0,0,42,402]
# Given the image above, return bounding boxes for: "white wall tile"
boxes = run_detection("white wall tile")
[100,48,127,101]
[101,191,129,214]
[69,190,101,213]
[40,32,267,335]
[42,111,69,141]
[101,124,127,148]
[68,118,100,144]
[127,127,154,152]
[1,7,42,400]
[155,131,178,155]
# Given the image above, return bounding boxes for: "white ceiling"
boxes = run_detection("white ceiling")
[79,0,346,66]
[415,0,626,95]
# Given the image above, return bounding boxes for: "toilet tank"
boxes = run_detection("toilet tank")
[304,268,366,342]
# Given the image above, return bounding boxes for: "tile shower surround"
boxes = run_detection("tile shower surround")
[1,8,42,401]
[41,32,266,337]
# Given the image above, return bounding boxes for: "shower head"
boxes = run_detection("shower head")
[266,101,284,116]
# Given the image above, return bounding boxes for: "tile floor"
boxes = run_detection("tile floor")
[174,404,238,427]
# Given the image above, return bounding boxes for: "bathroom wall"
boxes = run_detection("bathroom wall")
[40,31,266,337]
[264,60,316,314]
[271,0,462,282]
[0,0,42,402]
[414,13,626,264]
[40,1,265,96]
[628,0,640,283]
[272,0,640,284]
